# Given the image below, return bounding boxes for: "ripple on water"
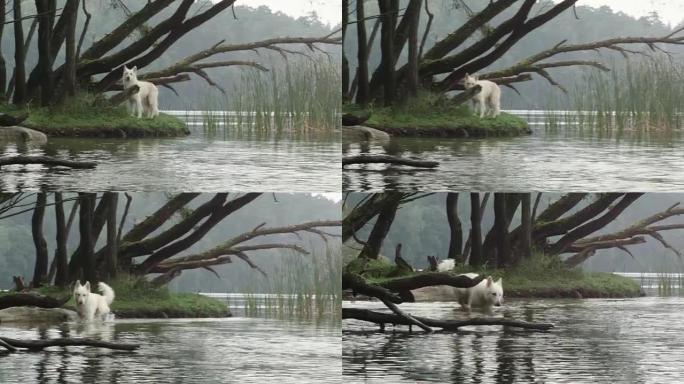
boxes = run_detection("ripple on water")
[0,317,341,384]
[343,297,684,383]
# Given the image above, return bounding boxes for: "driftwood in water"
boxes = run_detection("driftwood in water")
[343,307,554,332]
[0,112,29,127]
[343,155,438,168]
[0,337,140,352]
[0,156,97,169]
[0,293,69,310]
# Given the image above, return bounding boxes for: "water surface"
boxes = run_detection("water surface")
[343,110,684,191]
[0,295,341,384]
[0,111,341,192]
[343,297,684,383]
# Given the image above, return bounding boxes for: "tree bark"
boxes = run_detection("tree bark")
[446,193,463,263]
[355,0,370,105]
[54,192,69,287]
[358,192,402,259]
[35,0,55,105]
[469,193,483,267]
[78,193,96,283]
[103,192,118,279]
[0,0,6,95]
[12,0,26,104]
[342,0,349,100]
[31,193,49,287]
[493,193,509,267]
[405,0,421,97]
[0,337,139,351]
[519,193,532,261]
[63,0,79,97]
[378,0,398,105]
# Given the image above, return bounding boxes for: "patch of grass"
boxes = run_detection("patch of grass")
[344,92,529,137]
[0,94,189,138]
[351,253,641,299]
[4,275,230,318]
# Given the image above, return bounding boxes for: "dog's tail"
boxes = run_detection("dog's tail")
[98,282,115,305]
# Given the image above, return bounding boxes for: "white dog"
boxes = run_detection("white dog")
[73,280,115,322]
[453,272,504,313]
[122,65,159,119]
[463,73,501,118]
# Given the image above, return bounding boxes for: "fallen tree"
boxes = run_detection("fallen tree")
[0,156,97,169]
[343,154,439,168]
[0,337,140,352]
[343,307,554,332]
[0,293,68,310]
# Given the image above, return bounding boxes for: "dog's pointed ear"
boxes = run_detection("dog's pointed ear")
[84,281,91,291]
[123,65,128,71]
[486,276,493,287]
[496,277,502,284]
[74,279,81,287]
[132,66,137,72]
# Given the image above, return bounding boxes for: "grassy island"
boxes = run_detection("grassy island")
[344,94,530,138]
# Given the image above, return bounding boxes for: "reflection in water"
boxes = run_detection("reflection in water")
[0,295,341,384]
[343,297,684,383]
[0,111,340,192]
[343,110,684,192]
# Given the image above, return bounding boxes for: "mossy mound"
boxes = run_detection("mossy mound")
[344,93,530,138]
[0,99,189,138]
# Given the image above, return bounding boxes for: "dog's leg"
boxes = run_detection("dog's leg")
[135,96,143,119]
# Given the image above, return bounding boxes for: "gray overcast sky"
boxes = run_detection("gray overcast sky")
[570,0,684,26]
[235,0,341,26]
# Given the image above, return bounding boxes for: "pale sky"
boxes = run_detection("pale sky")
[570,0,684,26]
[236,0,341,27]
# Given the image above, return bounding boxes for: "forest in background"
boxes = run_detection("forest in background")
[0,193,341,293]
[0,1,342,109]
[344,0,680,109]
[345,193,684,273]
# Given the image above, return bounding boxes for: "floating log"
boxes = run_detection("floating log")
[0,156,97,169]
[0,337,140,351]
[343,307,554,332]
[343,155,439,168]
[0,293,69,310]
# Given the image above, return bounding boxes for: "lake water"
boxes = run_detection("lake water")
[343,297,684,383]
[343,110,684,192]
[0,111,341,192]
[0,294,341,384]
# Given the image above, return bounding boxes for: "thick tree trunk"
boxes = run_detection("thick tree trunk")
[0,0,6,95]
[54,192,69,287]
[31,193,49,287]
[63,0,79,97]
[355,0,370,105]
[519,193,532,261]
[78,193,96,283]
[358,193,402,259]
[469,193,483,267]
[492,193,509,267]
[405,0,422,97]
[35,0,55,106]
[104,192,119,279]
[378,0,398,105]
[342,0,349,99]
[446,193,463,263]
[12,0,26,104]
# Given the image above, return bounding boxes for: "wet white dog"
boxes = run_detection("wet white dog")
[413,259,504,314]
[463,73,501,118]
[73,280,115,322]
[122,65,159,119]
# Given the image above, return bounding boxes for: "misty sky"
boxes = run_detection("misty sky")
[572,0,684,26]
[236,0,341,26]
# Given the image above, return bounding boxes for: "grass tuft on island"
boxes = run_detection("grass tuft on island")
[348,253,641,299]
[343,92,530,138]
[0,94,189,138]
[2,275,230,318]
